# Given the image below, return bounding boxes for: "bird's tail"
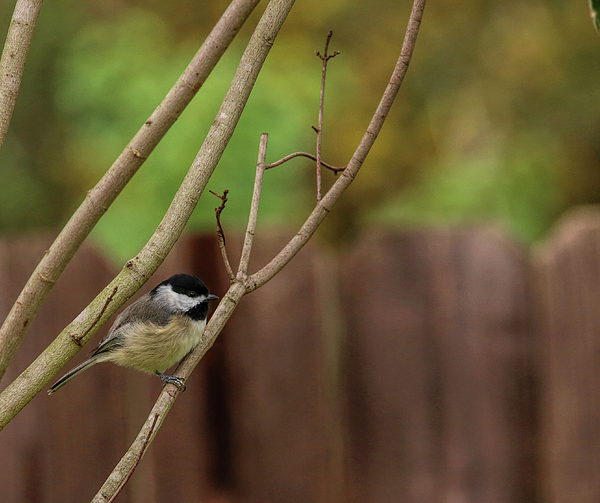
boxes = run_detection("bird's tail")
[47,357,99,395]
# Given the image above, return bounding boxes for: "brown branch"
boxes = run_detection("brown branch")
[0,0,43,151]
[313,30,340,200]
[0,0,261,383]
[238,133,268,278]
[209,189,235,282]
[107,414,159,503]
[265,151,345,173]
[75,285,119,345]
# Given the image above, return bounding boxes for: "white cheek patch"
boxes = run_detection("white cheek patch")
[153,285,206,313]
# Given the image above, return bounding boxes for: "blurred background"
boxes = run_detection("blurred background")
[1,0,600,501]
[1,0,599,260]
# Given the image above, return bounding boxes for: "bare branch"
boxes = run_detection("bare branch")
[92,280,248,502]
[0,0,43,151]
[0,0,261,383]
[0,0,296,431]
[265,151,345,172]
[314,30,340,201]
[209,189,235,282]
[238,133,268,278]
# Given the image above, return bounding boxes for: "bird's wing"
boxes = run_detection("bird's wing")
[91,294,173,357]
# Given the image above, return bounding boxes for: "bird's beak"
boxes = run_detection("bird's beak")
[207,294,219,302]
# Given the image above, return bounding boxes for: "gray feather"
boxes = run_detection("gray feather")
[92,294,173,357]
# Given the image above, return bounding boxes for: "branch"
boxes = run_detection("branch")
[265,151,345,172]
[0,0,261,383]
[0,0,43,151]
[92,281,248,502]
[314,30,340,200]
[0,0,296,432]
[238,133,268,278]
[92,0,426,498]
[209,189,235,282]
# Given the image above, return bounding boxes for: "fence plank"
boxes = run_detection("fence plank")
[535,207,600,503]
[221,234,344,503]
[340,228,538,503]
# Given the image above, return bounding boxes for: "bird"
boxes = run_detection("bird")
[48,273,219,394]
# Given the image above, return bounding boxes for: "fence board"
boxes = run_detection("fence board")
[535,207,600,503]
[222,234,343,503]
[340,228,538,503]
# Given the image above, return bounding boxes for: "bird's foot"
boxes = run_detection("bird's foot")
[155,371,186,392]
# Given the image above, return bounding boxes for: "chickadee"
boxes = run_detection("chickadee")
[48,273,218,394]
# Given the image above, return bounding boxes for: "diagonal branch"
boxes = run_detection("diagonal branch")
[248,0,425,291]
[0,0,297,432]
[0,0,43,151]
[0,0,261,383]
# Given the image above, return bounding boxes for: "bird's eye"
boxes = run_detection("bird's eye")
[188,291,198,297]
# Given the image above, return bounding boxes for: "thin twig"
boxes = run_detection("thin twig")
[107,414,160,503]
[209,189,235,282]
[75,285,119,345]
[0,0,262,384]
[238,133,268,278]
[265,151,345,172]
[314,30,340,200]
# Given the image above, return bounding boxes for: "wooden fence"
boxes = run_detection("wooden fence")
[2,207,600,502]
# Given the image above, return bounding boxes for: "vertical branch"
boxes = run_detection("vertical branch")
[238,133,268,277]
[315,31,339,201]
[0,0,43,150]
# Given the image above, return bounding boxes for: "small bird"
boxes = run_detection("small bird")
[48,273,218,394]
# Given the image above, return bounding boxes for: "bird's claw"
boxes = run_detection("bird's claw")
[156,372,186,392]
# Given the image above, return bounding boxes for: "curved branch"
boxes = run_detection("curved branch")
[0,0,261,382]
[266,151,345,172]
